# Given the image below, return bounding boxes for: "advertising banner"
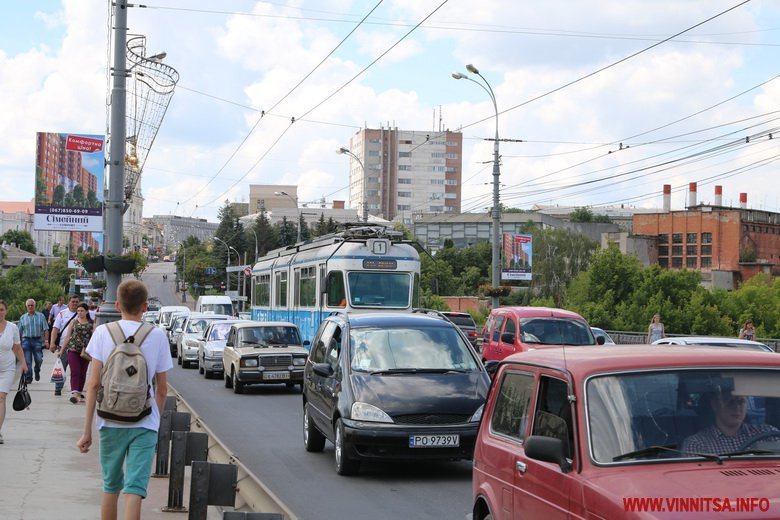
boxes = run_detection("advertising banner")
[34,132,104,232]
[501,233,533,281]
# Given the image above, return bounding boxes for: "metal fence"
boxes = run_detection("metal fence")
[606,331,780,353]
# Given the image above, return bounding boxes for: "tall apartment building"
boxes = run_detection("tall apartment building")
[36,133,98,202]
[346,127,463,223]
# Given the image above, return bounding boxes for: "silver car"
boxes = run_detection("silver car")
[197,320,245,378]
[652,336,774,352]
[177,313,232,368]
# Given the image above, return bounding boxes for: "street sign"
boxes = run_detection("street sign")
[204,285,213,289]
[205,267,217,275]
[74,278,92,286]
[226,264,251,273]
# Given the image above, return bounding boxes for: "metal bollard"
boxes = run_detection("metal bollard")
[223,513,283,519]
[163,431,208,513]
[153,410,191,477]
[188,461,238,520]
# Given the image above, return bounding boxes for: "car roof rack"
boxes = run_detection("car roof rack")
[411,308,451,322]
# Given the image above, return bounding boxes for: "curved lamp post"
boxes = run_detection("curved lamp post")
[337,147,368,223]
[452,64,502,310]
[275,191,301,242]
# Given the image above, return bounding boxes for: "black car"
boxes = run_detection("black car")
[440,311,480,349]
[302,312,491,475]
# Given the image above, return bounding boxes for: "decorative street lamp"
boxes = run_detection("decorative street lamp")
[214,236,230,292]
[452,64,502,309]
[275,191,301,242]
[337,147,368,223]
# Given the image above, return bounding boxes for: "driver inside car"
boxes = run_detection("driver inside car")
[682,390,780,455]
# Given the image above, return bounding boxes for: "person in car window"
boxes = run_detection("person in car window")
[352,342,371,370]
[682,390,779,455]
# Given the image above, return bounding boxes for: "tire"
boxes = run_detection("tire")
[232,369,244,394]
[334,418,360,475]
[182,359,189,369]
[303,403,326,452]
[224,369,232,389]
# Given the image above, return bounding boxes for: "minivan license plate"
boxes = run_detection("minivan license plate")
[263,371,289,380]
[409,434,459,448]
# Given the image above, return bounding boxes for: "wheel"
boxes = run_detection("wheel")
[232,369,244,394]
[224,368,232,388]
[303,403,326,452]
[182,359,189,369]
[334,418,360,475]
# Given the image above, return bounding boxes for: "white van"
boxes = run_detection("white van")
[195,295,234,316]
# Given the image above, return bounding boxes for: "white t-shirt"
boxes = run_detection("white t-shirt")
[85,320,173,431]
[53,308,78,347]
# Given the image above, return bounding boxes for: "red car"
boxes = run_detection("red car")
[481,306,599,362]
[473,346,780,519]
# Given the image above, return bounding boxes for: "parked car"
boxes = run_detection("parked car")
[168,313,189,356]
[142,311,159,324]
[481,307,600,362]
[440,311,480,349]
[303,312,491,475]
[195,295,234,316]
[223,321,309,392]
[590,326,616,345]
[158,305,190,334]
[472,346,780,520]
[652,336,774,352]
[177,313,233,368]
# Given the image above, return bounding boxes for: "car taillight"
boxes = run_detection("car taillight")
[469,331,478,337]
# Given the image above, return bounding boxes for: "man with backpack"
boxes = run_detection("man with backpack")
[76,279,172,520]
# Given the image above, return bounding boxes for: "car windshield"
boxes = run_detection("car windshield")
[587,369,780,464]
[349,325,479,372]
[519,318,595,346]
[347,272,411,308]
[173,316,186,330]
[142,312,158,323]
[208,322,233,341]
[201,303,233,315]
[186,318,210,334]
[239,326,301,345]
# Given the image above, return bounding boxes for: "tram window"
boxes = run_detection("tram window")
[275,271,288,307]
[255,274,270,306]
[326,271,346,307]
[298,266,317,307]
[348,272,410,307]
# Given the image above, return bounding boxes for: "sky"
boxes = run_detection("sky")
[3,0,780,223]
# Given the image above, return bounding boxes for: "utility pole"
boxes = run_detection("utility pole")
[96,0,127,325]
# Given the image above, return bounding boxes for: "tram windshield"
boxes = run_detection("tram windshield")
[347,272,411,308]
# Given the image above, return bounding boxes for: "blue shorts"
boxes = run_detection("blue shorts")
[99,427,157,497]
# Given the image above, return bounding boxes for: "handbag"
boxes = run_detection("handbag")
[13,375,31,411]
[80,348,92,362]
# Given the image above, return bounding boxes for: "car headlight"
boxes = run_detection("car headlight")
[470,404,484,423]
[241,358,259,368]
[351,402,393,423]
[293,356,306,366]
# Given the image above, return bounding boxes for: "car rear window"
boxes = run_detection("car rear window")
[446,315,475,327]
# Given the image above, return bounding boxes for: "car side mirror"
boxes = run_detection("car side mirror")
[501,332,516,344]
[596,336,606,345]
[524,436,572,473]
[175,328,183,333]
[484,360,499,376]
[303,340,311,347]
[312,362,334,378]
[225,340,233,347]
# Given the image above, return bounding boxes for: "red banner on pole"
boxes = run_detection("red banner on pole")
[65,135,104,153]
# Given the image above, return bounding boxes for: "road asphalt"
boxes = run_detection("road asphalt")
[0,348,219,520]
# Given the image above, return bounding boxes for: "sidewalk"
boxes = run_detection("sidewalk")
[0,350,215,520]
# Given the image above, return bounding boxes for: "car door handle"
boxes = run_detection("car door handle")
[516,461,527,474]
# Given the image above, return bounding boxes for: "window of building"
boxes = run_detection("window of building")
[658,234,669,244]
[686,257,697,268]
[431,166,445,172]
[397,204,411,211]
[702,232,712,244]
[430,205,443,212]
[672,246,683,256]
[399,151,412,158]
[445,141,458,147]
[368,138,380,143]
[701,245,712,256]
[445,153,459,159]
[397,191,411,198]
[686,233,697,244]
[445,179,457,185]
[431,152,445,158]
[659,246,669,257]
[672,233,683,244]
[430,179,444,185]
[399,165,412,171]
[659,257,669,268]
[686,245,697,256]
[400,139,412,144]
[367,190,378,197]
[701,257,712,268]
[671,257,683,268]
[445,166,458,172]
[429,193,442,200]
[368,150,379,157]
[398,178,412,184]
[445,193,457,199]
[367,176,379,183]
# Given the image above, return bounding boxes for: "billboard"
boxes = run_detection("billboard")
[502,233,532,281]
[34,132,104,232]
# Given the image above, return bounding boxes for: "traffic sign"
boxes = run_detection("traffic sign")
[205,267,217,275]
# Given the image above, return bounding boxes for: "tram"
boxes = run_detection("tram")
[250,225,421,343]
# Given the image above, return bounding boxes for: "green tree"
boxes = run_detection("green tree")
[72,184,86,207]
[52,185,65,206]
[253,211,278,257]
[87,190,99,208]
[277,216,296,246]
[569,207,594,222]
[1,230,36,254]
[531,228,598,306]
[35,167,48,205]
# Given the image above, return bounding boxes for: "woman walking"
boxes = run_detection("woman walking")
[647,313,665,343]
[0,299,29,444]
[738,319,755,341]
[57,303,94,404]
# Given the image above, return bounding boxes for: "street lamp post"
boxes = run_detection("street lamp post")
[337,147,368,223]
[249,226,259,263]
[214,237,230,293]
[274,191,301,243]
[453,64,502,310]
